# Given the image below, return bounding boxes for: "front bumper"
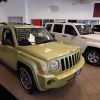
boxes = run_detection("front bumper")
[36,56,84,91]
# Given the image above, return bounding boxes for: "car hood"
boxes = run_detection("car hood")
[17,42,79,61]
[81,34,100,41]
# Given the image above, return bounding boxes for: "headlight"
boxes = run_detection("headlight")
[49,60,59,72]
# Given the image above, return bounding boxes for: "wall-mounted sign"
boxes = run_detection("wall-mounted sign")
[93,3,100,17]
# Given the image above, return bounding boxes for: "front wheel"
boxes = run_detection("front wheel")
[18,67,37,94]
[85,49,100,66]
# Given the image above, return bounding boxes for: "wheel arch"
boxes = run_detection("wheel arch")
[83,46,99,56]
[17,61,41,90]
[17,61,32,72]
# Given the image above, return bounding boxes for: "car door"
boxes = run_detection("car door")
[63,25,81,46]
[0,27,17,69]
[0,27,3,59]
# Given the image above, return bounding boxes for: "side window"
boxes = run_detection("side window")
[46,24,52,31]
[2,28,14,46]
[0,27,2,33]
[92,25,100,32]
[53,24,63,33]
[64,25,77,35]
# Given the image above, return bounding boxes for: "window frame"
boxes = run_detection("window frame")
[53,24,63,33]
[64,25,77,36]
[1,27,15,46]
[46,24,52,31]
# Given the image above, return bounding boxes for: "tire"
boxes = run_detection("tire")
[85,49,100,66]
[18,67,37,94]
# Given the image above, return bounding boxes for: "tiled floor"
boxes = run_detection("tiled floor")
[0,62,100,100]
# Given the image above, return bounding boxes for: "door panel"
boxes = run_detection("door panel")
[0,27,17,70]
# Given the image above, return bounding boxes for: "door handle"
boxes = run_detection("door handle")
[62,35,67,37]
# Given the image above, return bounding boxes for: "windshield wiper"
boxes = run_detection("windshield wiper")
[42,39,56,43]
[36,39,56,44]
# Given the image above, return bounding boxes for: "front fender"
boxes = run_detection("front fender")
[82,42,100,53]
[17,51,48,90]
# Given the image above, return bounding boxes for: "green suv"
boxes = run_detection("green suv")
[0,24,84,93]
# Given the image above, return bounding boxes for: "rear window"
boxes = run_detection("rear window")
[46,24,52,31]
[53,24,63,33]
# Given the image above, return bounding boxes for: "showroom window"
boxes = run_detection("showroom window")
[64,25,77,35]
[46,24,52,31]
[53,24,63,33]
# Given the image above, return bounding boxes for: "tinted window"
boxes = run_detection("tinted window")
[0,27,2,33]
[46,24,52,31]
[92,25,100,32]
[2,28,14,45]
[65,25,77,35]
[53,24,63,33]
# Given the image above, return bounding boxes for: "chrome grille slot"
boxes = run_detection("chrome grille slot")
[61,52,80,71]
[65,57,69,69]
[61,59,65,71]
[72,55,75,66]
[69,56,72,68]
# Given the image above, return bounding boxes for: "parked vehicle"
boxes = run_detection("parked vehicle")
[45,22,100,66]
[92,24,100,34]
[0,23,84,93]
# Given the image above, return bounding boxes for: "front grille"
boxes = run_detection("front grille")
[61,52,80,71]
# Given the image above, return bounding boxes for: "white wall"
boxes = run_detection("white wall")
[0,0,26,22]
[25,0,99,21]
[0,0,99,23]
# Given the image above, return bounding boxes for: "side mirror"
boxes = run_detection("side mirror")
[2,39,14,46]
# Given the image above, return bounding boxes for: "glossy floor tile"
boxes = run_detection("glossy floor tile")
[0,62,100,100]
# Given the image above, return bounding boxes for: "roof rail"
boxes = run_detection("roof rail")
[0,22,7,25]
[13,23,31,25]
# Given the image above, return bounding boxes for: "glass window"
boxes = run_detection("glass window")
[76,25,93,35]
[65,25,77,35]
[0,27,2,33]
[15,28,54,46]
[92,25,100,32]
[46,24,52,31]
[53,24,63,33]
[2,28,14,45]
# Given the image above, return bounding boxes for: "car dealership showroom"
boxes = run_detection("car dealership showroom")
[0,0,100,100]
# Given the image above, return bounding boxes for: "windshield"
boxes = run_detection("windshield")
[15,28,54,46]
[76,25,93,35]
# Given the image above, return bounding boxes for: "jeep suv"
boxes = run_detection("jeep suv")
[0,23,84,93]
[45,23,100,66]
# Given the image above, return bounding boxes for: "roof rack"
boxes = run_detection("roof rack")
[11,23,31,25]
[0,22,8,25]
[0,22,31,25]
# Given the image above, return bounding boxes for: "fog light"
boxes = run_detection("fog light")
[47,79,55,85]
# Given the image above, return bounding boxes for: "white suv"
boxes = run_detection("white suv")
[45,23,100,66]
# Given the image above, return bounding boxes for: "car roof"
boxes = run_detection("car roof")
[0,23,42,28]
[93,24,100,26]
[46,22,85,26]
[13,25,42,28]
